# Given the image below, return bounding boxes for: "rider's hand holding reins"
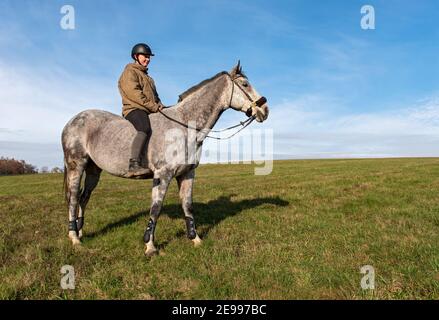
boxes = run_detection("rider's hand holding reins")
[157,102,165,112]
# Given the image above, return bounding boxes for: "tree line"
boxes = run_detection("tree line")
[0,157,63,175]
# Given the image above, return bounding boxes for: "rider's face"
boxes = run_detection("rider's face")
[136,54,150,67]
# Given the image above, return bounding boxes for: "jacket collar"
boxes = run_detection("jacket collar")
[129,62,148,73]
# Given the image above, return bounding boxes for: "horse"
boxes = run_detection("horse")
[61,62,269,256]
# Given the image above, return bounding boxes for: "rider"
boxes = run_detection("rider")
[118,43,165,176]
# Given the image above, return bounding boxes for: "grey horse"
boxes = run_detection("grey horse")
[62,62,269,256]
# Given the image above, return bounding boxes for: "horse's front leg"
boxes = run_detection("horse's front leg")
[144,172,172,256]
[177,169,202,247]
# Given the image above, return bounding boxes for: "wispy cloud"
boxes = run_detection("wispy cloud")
[0,55,121,169]
[0,140,62,168]
[263,94,439,158]
[0,59,120,143]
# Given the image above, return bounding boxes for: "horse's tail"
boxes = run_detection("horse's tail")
[63,164,68,206]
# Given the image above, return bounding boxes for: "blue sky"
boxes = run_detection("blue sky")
[0,0,438,168]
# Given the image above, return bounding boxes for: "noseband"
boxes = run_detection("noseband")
[228,74,267,117]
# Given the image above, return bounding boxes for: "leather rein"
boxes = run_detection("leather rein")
[158,73,267,140]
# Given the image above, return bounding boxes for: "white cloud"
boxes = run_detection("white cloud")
[408,97,439,126]
[170,93,439,164]
[262,94,439,158]
[0,60,120,143]
[0,141,62,169]
[1,56,438,169]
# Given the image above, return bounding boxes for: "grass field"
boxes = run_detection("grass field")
[1,158,439,299]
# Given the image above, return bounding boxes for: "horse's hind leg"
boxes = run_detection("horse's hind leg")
[64,157,88,245]
[77,160,102,239]
[177,169,202,247]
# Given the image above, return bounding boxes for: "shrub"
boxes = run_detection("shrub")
[0,157,38,175]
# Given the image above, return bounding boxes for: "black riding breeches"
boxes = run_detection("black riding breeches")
[125,109,151,135]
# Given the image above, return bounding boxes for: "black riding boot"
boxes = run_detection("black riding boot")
[127,131,150,176]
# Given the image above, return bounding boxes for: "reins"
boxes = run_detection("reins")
[157,73,265,140]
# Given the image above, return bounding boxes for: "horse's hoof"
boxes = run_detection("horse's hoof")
[192,236,202,247]
[69,231,81,246]
[144,244,158,257]
[78,230,83,240]
[144,248,158,257]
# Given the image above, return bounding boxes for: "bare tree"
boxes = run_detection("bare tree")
[51,167,63,173]
[0,157,38,175]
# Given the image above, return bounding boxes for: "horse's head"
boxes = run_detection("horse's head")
[227,61,269,123]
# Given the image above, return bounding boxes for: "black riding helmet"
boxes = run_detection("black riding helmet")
[131,43,154,59]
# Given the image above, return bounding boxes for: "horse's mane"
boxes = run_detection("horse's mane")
[178,71,229,102]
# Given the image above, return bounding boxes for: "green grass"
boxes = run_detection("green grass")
[1,158,439,299]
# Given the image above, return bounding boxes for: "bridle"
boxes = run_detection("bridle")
[229,73,267,118]
[158,72,267,140]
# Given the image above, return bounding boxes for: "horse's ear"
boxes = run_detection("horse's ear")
[230,60,241,77]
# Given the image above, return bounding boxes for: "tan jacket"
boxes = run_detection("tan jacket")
[118,62,162,117]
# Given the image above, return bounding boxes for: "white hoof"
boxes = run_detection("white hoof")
[69,231,81,246]
[78,229,83,239]
[192,235,202,247]
[70,236,81,246]
[144,243,158,257]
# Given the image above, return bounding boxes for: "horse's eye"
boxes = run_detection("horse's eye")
[242,81,249,87]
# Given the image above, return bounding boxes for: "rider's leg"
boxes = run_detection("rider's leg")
[125,109,151,173]
[130,131,148,168]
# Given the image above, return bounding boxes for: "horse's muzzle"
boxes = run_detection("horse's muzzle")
[246,96,267,117]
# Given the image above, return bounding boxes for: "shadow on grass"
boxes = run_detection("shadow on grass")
[86,194,289,241]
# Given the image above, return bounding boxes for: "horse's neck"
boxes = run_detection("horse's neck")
[177,74,231,137]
